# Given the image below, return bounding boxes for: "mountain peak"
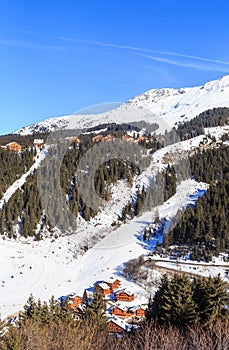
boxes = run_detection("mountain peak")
[14,75,229,136]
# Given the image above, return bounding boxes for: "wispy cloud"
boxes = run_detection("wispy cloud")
[57,36,229,72]
[137,53,229,72]
[0,38,63,51]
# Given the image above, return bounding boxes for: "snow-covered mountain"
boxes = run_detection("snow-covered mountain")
[1,75,229,319]
[14,75,229,135]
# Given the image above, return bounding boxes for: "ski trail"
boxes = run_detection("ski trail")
[0,150,46,210]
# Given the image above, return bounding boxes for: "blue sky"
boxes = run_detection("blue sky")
[1,0,229,134]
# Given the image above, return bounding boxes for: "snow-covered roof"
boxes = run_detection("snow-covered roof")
[112,304,128,312]
[109,316,130,331]
[34,139,44,144]
[129,305,143,312]
[5,142,21,147]
[115,288,134,296]
[106,277,121,284]
[97,282,110,290]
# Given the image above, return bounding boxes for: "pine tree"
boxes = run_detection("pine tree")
[86,291,107,331]
[151,274,199,326]
[82,289,89,307]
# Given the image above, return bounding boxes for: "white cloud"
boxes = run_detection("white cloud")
[57,36,229,72]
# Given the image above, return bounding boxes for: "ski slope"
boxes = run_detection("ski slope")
[0,179,208,319]
[0,150,46,210]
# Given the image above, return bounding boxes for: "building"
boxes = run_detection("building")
[33,139,44,148]
[68,136,81,144]
[111,304,145,318]
[4,142,22,152]
[121,134,134,142]
[106,278,121,292]
[111,305,132,318]
[92,134,103,142]
[108,316,130,334]
[129,306,145,317]
[69,296,82,310]
[103,134,115,142]
[94,282,111,295]
[115,289,135,302]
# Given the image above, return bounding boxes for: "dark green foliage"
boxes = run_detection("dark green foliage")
[18,294,75,327]
[0,148,35,196]
[0,132,49,148]
[167,146,229,260]
[174,107,229,141]
[163,164,176,201]
[149,274,198,326]
[193,275,228,326]
[148,274,228,327]
[0,172,51,239]
[84,291,108,331]
[0,108,228,240]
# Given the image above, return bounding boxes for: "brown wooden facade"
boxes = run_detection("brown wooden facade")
[115,291,135,302]
[5,142,22,152]
[106,279,121,292]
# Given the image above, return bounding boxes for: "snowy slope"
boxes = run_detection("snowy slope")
[0,179,208,319]
[14,75,229,136]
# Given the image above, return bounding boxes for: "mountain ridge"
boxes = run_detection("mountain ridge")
[13,75,229,136]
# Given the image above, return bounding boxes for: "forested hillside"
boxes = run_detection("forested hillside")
[174,107,229,140]
[0,107,228,246]
[0,148,35,196]
[166,145,229,261]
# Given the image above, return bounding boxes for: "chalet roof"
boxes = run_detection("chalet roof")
[104,134,115,141]
[106,277,121,284]
[97,282,110,290]
[115,288,134,296]
[109,316,130,331]
[111,304,128,312]
[34,139,44,144]
[128,305,143,312]
[5,142,21,147]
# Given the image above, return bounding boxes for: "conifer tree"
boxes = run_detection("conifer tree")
[86,291,107,331]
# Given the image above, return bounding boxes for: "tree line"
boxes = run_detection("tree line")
[0,273,228,349]
[165,145,229,261]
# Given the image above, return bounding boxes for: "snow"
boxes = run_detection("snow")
[0,149,46,210]
[1,126,227,319]
[97,282,110,290]
[108,316,130,331]
[14,75,229,136]
[204,125,229,140]
[1,74,229,319]
[153,259,229,283]
[0,178,209,319]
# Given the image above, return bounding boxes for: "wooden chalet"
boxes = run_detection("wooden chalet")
[33,139,44,148]
[136,136,147,144]
[121,134,134,142]
[94,282,111,295]
[129,306,145,317]
[115,289,135,302]
[103,134,115,142]
[69,136,81,144]
[71,304,84,321]
[106,278,121,292]
[111,304,145,318]
[92,134,103,142]
[4,142,22,152]
[108,317,130,334]
[111,306,132,318]
[69,296,82,310]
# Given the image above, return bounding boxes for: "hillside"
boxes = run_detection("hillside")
[0,76,228,320]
